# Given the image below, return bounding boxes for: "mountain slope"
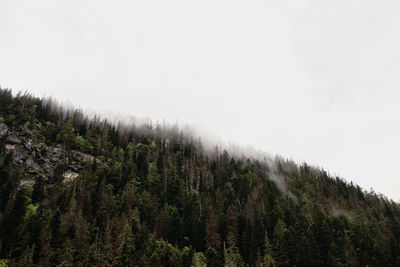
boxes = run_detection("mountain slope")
[0,88,399,266]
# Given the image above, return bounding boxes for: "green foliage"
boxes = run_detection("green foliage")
[1,188,29,257]
[206,246,221,267]
[192,252,207,267]
[44,121,57,142]
[147,240,182,266]
[113,234,136,267]
[75,135,86,150]
[0,151,21,211]
[1,88,400,266]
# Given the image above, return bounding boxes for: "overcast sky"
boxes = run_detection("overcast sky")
[1,1,400,201]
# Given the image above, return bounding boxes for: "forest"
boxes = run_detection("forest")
[0,88,400,266]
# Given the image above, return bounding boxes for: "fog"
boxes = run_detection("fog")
[1,0,400,201]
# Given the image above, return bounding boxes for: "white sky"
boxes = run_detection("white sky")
[1,1,400,201]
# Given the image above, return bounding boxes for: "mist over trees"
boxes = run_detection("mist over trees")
[0,88,400,266]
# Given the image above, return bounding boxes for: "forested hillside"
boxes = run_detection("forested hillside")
[0,88,400,266]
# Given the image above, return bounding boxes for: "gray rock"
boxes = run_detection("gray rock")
[1,120,100,184]
[0,121,8,137]
[7,134,21,144]
[47,145,63,162]
[25,157,43,174]
[19,180,34,188]
[63,170,79,183]
[71,150,95,164]
[13,148,29,164]
[42,162,55,176]
[24,139,34,150]
[5,144,15,151]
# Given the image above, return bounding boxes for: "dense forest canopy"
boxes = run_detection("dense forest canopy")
[0,88,399,266]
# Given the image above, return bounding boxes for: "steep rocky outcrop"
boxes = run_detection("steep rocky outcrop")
[0,117,98,185]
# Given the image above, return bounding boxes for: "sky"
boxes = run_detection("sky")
[1,0,400,201]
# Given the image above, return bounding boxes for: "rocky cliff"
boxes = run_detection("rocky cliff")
[0,116,98,187]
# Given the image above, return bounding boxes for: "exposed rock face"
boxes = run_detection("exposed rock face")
[20,180,35,188]
[0,119,8,137]
[25,157,42,175]
[38,144,63,176]
[1,119,99,185]
[7,134,22,144]
[63,170,79,183]
[5,144,15,151]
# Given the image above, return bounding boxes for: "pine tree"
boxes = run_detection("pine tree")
[205,206,221,251]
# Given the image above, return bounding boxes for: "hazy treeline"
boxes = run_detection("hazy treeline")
[0,88,400,266]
